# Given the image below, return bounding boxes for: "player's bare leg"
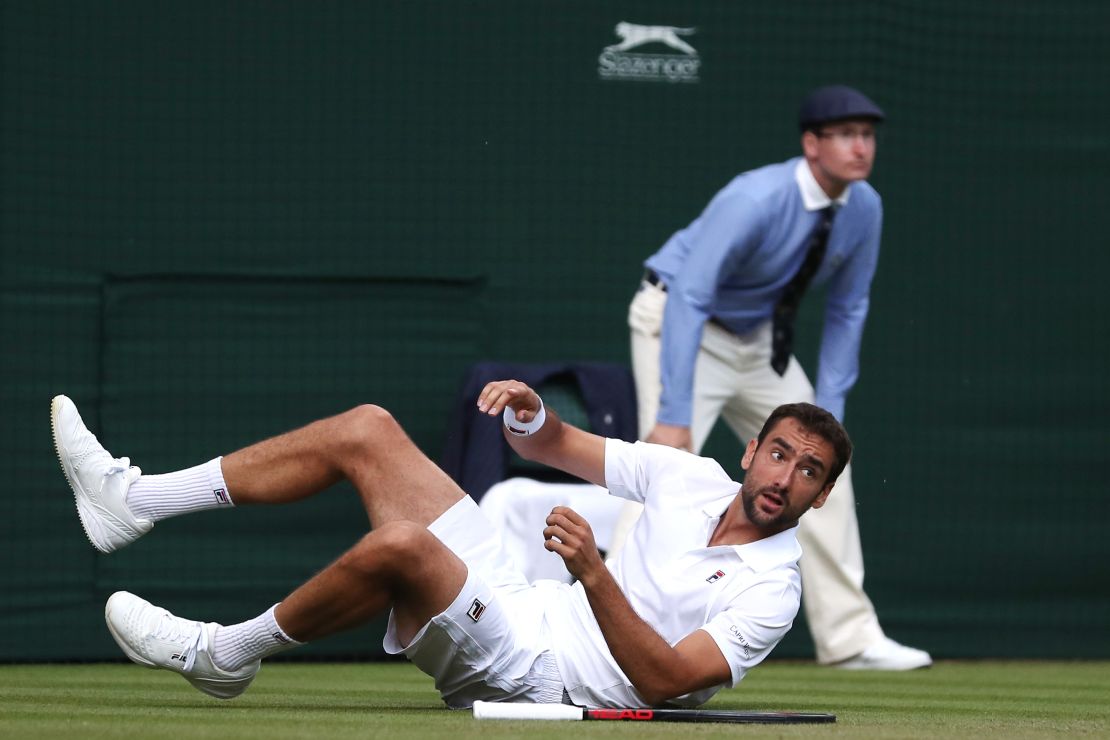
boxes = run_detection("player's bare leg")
[206,403,473,641]
[222,403,464,528]
[54,396,465,551]
[275,521,467,645]
[58,398,474,697]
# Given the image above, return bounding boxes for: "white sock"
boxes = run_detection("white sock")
[125,457,234,523]
[211,604,302,672]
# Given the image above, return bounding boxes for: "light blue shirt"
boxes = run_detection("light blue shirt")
[644,157,883,424]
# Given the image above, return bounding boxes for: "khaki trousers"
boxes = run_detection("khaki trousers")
[615,281,884,663]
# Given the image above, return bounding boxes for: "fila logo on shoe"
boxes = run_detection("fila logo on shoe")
[170,652,187,663]
[706,570,725,584]
[467,598,486,622]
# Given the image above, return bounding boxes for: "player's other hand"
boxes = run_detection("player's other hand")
[477,379,541,422]
[646,423,692,452]
[544,506,603,583]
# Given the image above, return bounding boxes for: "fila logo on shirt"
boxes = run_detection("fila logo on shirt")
[213,488,230,505]
[467,598,487,622]
[706,570,725,584]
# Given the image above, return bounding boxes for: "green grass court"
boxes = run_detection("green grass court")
[3,660,1107,738]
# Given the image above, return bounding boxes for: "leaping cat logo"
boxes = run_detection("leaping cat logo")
[605,22,698,56]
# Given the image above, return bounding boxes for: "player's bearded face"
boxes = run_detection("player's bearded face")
[740,466,821,528]
[739,419,835,528]
[740,478,792,528]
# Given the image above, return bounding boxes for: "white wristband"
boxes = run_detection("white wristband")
[503,399,546,436]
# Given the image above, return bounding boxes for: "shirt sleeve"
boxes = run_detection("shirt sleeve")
[698,579,801,687]
[816,201,882,421]
[658,189,767,426]
[603,439,645,503]
[604,439,691,504]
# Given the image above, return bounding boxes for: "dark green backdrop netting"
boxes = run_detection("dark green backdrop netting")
[3,1,1108,660]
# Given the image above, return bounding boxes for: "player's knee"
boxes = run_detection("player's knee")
[341,403,405,451]
[346,402,396,430]
[353,521,431,567]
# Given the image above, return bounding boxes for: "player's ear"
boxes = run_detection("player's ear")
[740,437,758,471]
[810,480,834,509]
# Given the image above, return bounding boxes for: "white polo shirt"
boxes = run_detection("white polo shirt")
[537,439,803,708]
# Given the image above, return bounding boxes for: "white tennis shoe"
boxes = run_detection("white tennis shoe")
[105,591,260,699]
[835,636,932,671]
[51,395,152,553]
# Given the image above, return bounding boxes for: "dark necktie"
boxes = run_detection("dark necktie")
[771,206,835,376]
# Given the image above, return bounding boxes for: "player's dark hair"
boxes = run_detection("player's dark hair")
[755,403,853,485]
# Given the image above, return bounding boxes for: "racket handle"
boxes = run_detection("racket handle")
[472,701,583,721]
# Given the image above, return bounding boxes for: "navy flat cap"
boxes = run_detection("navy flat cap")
[798,85,885,131]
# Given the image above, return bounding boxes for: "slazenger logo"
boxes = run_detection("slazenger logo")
[598,22,700,84]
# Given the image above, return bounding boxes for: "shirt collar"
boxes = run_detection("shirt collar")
[702,493,803,572]
[794,157,851,211]
[733,526,802,573]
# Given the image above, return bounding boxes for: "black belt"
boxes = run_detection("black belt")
[644,269,666,291]
[708,316,732,333]
[645,270,738,333]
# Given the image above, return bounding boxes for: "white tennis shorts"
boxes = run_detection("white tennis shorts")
[382,496,566,708]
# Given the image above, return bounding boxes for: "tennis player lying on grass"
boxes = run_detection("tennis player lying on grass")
[51,379,851,708]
